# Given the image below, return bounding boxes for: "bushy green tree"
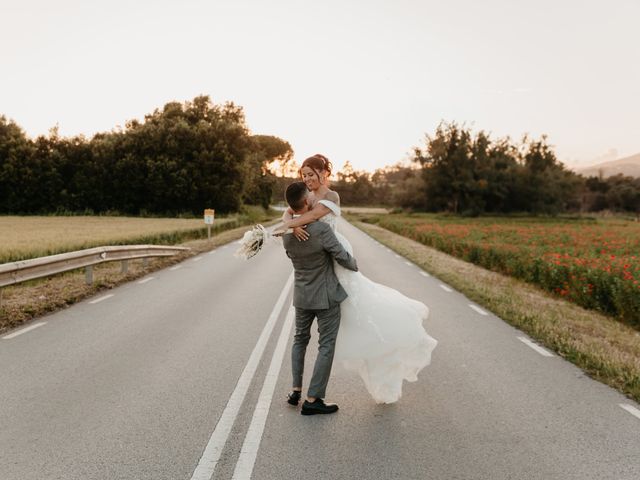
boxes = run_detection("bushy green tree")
[243,135,293,209]
[0,96,291,215]
[411,122,583,215]
[583,174,640,214]
[0,116,35,212]
[414,122,475,213]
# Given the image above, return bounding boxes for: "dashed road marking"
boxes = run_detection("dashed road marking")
[2,322,47,340]
[517,337,554,357]
[89,294,114,304]
[469,304,488,316]
[619,404,640,420]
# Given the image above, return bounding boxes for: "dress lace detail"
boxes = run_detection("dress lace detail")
[318,200,438,404]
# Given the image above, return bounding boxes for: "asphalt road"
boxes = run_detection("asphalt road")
[1,218,639,480]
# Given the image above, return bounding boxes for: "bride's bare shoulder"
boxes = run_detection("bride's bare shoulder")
[324,190,340,206]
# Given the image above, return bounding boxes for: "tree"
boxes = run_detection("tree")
[0,116,36,213]
[517,136,580,214]
[0,96,293,215]
[581,174,640,215]
[334,162,378,205]
[337,161,357,183]
[243,135,294,209]
[414,122,477,213]
[411,122,582,215]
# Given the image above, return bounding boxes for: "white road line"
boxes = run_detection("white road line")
[2,322,47,340]
[89,294,114,304]
[420,271,430,278]
[208,250,217,255]
[404,261,413,267]
[192,257,203,262]
[517,337,554,357]
[137,277,155,284]
[190,273,294,480]
[169,265,182,271]
[439,284,453,292]
[232,307,295,480]
[469,304,488,316]
[394,254,401,259]
[619,404,640,420]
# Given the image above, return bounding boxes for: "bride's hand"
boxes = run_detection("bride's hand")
[292,226,309,242]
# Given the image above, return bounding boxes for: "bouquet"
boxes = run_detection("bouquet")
[234,224,271,260]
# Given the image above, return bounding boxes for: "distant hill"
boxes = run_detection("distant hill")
[575,153,640,178]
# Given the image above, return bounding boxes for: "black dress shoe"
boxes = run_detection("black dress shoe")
[301,398,339,415]
[287,390,302,406]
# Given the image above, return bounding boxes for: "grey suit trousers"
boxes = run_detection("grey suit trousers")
[291,304,341,399]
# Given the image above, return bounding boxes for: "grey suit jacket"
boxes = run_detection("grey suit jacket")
[283,222,358,310]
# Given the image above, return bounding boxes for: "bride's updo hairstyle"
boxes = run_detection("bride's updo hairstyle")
[300,154,332,184]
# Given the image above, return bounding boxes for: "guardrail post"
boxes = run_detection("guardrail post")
[85,266,93,285]
[143,258,149,268]
[121,260,128,273]
[0,288,3,309]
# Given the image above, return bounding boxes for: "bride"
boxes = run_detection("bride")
[277,154,437,404]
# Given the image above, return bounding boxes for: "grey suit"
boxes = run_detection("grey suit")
[283,222,358,399]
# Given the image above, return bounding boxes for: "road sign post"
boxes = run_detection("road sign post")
[204,209,215,241]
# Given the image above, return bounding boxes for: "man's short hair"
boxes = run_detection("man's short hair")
[285,182,309,212]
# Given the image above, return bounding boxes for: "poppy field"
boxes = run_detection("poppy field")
[370,214,640,326]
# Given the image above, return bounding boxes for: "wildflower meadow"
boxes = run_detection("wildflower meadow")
[371,214,640,326]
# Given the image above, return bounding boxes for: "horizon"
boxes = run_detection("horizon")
[1,0,639,173]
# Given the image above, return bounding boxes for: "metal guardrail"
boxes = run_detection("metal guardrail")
[0,245,189,306]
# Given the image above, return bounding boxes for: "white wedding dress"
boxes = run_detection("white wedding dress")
[317,199,438,404]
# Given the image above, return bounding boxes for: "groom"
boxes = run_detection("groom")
[282,182,358,415]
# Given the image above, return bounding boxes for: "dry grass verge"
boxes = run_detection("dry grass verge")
[0,218,280,335]
[354,221,640,403]
[341,207,389,215]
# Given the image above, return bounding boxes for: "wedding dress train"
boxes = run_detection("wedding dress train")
[317,200,438,404]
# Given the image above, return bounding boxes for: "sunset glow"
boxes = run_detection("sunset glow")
[1,0,638,172]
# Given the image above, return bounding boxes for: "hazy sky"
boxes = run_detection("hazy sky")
[1,0,639,172]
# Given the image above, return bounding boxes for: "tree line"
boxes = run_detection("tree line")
[3,107,638,217]
[0,96,292,215]
[320,122,640,216]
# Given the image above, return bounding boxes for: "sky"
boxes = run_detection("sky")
[1,0,639,173]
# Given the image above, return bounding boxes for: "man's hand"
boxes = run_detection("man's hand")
[272,224,288,237]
